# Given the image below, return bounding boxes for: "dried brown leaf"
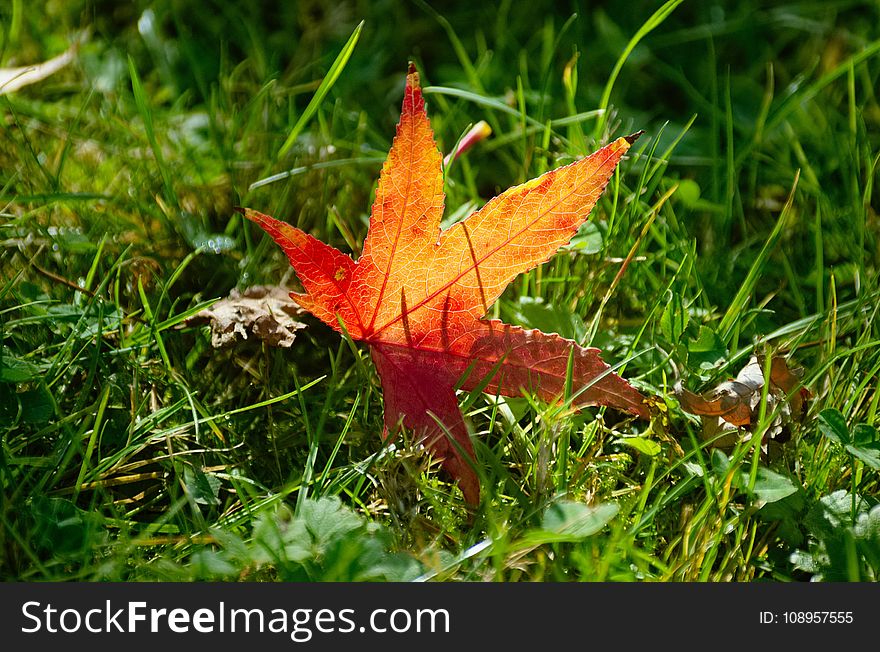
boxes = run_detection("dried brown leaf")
[187,285,306,348]
[676,355,810,449]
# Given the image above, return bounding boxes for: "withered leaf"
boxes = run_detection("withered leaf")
[676,354,810,449]
[187,285,307,348]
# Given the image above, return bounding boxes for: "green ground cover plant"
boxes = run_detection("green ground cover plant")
[1,0,878,582]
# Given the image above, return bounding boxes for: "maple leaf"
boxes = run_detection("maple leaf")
[238,64,648,503]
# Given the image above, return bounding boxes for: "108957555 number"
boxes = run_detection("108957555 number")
[782,611,853,624]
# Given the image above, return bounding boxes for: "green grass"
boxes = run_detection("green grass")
[1,0,879,582]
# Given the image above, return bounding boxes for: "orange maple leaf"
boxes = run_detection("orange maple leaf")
[239,64,648,503]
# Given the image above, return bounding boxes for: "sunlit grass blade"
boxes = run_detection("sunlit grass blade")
[717,171,800,345]
[592,0,683,140]
[277,20,364,158]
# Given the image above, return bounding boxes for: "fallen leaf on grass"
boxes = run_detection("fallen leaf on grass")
[239,64,648,503]
[186,285,306,348]
[676,354,810,449]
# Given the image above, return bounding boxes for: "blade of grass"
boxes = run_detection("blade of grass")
[74,384,111,499]
[717,171,800,344]
[277,20,364,158]
[137,276,171,370]
[128,55,178,206]
[592,0,683,140]
[414,0,484,93]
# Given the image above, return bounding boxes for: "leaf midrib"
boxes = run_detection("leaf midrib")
[365,92,418,334]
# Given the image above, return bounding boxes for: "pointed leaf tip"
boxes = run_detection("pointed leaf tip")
[406,62,421,91]
[402,63,425,115]
[624,130,645,145]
